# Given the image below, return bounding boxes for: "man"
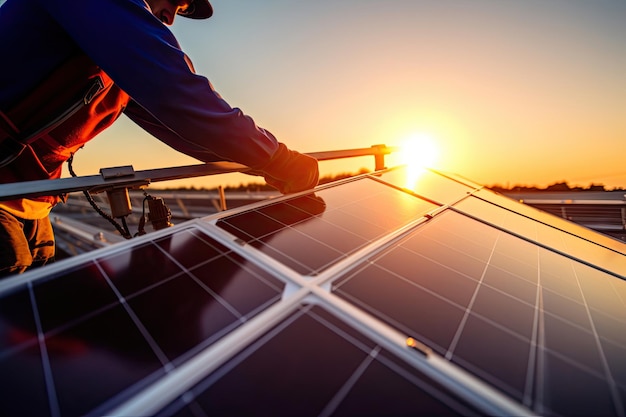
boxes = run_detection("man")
[0,0,319,276]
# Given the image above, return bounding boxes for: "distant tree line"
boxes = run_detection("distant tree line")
[158,169,371,192]
[489,181,625,193]
[157,171,625,193]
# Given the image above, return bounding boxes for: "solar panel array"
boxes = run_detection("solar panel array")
[0,166,624,417]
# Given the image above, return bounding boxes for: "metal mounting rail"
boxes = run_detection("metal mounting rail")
[0,144,397,201]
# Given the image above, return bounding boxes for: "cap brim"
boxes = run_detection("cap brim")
[179,0,213,19]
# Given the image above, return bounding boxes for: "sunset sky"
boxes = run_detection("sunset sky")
[67,0,625,190]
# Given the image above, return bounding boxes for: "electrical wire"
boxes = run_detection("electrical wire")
[67,155,133,239]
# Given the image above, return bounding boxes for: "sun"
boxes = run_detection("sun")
[397,132,440,171]
[389,133,441,190]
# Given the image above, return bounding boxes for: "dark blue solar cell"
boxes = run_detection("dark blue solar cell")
[470,284,535,340]
[252,228,344,274]
[125,274,240,363]
[542,288,593,331]
[259,193,327,224]
[451,314,531,402]
[372,245,480,306]
[46,304,164,417]
[0,286,37,353]
[543,313,605,375]
[289,216,370,254]
[190,254,283,317]
[0,344,51,417]
[320,209,388,241]
[154,229,230,268]
[214,209,285,241]
[482,265,538,305]
[333,263,467,354]
[601,340,626,387]
[98,242,184,297]
[542,351,619,417]
[331,353,480,417]
[394,233,488,281]
[33,263,118,333]
[180,309,370,416]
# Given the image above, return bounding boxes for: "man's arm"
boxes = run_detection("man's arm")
[37,0,313,178]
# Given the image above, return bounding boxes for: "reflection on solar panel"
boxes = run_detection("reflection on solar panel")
[1,166,624,417]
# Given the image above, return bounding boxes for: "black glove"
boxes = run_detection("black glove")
[261,143,319,194]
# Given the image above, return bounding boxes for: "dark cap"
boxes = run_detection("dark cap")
[178,0,213,19]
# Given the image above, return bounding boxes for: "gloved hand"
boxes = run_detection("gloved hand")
[261,143,319,194]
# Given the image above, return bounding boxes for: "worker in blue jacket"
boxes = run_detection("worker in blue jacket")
[0,0,319,276]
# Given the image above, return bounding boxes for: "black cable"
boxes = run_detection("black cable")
[67,155,133,240]
[120,216,131,238]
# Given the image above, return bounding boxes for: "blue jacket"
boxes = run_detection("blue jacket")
[0,0,279,170]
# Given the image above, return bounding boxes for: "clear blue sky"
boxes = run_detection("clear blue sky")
[66,0,626,189]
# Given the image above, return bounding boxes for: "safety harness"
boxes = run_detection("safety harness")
[0,54,130,206]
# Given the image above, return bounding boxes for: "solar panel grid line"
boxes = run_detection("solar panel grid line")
[534,278,548,415]
[444,228,504,361]
[310,280,536,416]
[201,220,324,289]
[27,281,61,417]
[94,257,178,371]
[569,264,626,417]
[31,269,118,342]
[308,216,434,288]
[315,345,381,417]
[449,205,626,280]
[109,288,310,416]
[183,264,252,322]
[523,243,542,409]
[425,354,539,417]
[0,219,208,295]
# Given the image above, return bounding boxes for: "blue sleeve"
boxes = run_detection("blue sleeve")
[34,0,279,168]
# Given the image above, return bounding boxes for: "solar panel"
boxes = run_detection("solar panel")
[0,166,624,417]
[454,193,626,276]
[216,177,439,275]
[331,209,626,416]
[0,228,284,417]
[471,188,626,255]
[155,304,484,417]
